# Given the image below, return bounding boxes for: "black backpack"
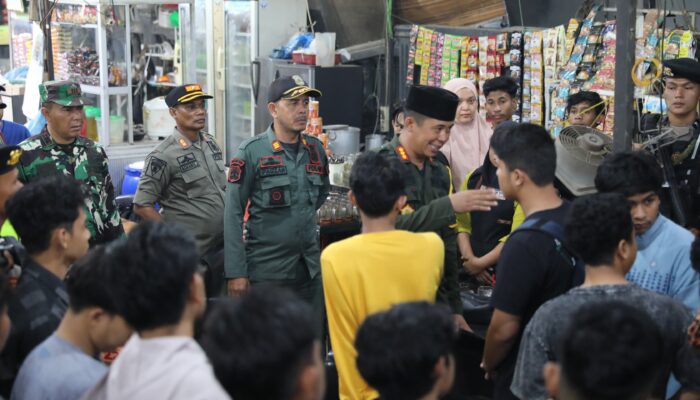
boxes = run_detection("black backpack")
[511,217,585,287]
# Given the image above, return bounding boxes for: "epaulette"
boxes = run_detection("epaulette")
[239,133,266,150]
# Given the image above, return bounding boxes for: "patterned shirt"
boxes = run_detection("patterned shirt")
[0,258,69,386]
[16,128,123,246]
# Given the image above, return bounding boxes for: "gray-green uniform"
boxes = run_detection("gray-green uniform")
[134,128,226,255]
[377,135,462,314]
[224,126,330,321]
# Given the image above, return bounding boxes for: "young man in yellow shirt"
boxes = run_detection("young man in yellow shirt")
[321,152,445,400]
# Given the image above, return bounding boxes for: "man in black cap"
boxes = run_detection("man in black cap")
[639,58,700,232]
[16,80,123,246]
[377,85,485,332]
[134,84,226,263]
[224,75,329,333]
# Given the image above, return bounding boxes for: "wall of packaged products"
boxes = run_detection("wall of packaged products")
[404,5,698,136]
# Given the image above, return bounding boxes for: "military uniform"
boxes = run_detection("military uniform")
[638,58,700,229]
[17,128,123,246]
[225,126,330,281]
[134,128,226,255]
[377,135,462,314]
[639,114,700,228]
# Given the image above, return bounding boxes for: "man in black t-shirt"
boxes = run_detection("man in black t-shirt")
[481,123,576,400]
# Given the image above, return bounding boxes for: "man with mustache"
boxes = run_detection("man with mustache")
[224,75,329,334]
[16,81,123,246]
[134,84,226,261]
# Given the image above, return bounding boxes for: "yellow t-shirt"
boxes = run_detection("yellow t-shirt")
[321,230,444,400]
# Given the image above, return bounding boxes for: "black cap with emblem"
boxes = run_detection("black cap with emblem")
[405,85,460,122]
[662,58,700,85]
[165,84,214,108]
[267,75,322,103]
[0,146,22,175]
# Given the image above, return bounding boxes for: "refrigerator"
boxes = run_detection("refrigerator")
[253,58,364,135]
[195,0,308,158]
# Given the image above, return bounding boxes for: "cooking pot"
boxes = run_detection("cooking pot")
[326,125,360,155]
[364,134,385,151]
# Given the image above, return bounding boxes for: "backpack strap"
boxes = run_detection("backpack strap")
[511,218,585,285]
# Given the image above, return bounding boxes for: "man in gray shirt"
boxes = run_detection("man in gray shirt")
[511,193,700,400]
[11,246,131,400]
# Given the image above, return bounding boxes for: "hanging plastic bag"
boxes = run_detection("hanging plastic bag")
[22,22,45,121]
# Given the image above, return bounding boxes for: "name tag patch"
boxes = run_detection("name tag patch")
[177,153,199,173]
[259,166,287,177]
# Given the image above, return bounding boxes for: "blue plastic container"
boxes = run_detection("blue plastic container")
[121,161,145,195]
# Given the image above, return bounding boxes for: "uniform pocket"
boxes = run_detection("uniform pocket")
[306,173,324,204]
[182,167,213,198]
[260,176,292,208]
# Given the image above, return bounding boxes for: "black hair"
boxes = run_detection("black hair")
[349,152,406,218]
[200,286,316,400]
[691,236,700,273]
[490,122,556,186]
[355,301,457,400]
[558,301,663,400]
[403,109,428,126]
[483,76,519,98]
[565,193,634,266]
[594,151,662,197]
[566,91,605,117]
[64,246,119,314]
[110,221,199,331]
[391,101,405,123]
[6,175,85,254]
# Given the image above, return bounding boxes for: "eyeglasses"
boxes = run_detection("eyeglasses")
[0,103,6,110]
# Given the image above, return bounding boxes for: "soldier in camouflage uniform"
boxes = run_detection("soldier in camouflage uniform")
[16,81,123,246]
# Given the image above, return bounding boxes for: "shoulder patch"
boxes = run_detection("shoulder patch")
[395,145,410,161]
[145,156,167,180]
[228,158,245,183]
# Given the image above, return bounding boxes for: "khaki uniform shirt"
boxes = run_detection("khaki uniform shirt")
[134,129,226,255]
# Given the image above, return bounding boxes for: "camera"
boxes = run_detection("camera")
[0,237,23,272]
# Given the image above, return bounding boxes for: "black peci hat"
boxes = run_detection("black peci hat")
[405,85,459,122]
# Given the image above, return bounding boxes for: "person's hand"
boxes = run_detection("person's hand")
[449,190,499,214]
[475,270,492,286]
[227,278,250,297]
[453,314,473,332]
[462,255,487,274]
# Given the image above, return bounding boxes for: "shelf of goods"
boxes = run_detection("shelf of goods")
[401,8,698,136]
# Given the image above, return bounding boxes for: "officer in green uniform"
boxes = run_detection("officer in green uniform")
[224,75,329,328]
[134,84,226,257]
[16,81,123,246]
[638,58,700,232]
[377,85,475,331]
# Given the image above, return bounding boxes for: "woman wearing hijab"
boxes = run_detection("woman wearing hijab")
[455,122,524,287]
[440,78,493,190]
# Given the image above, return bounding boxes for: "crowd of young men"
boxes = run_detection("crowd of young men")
[0,56,697,400]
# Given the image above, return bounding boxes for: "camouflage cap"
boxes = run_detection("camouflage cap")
[40,80,90,106]
[0,145,22,175]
